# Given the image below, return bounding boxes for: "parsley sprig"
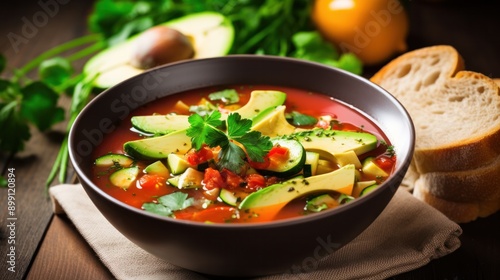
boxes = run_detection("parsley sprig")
[186,111,272,174]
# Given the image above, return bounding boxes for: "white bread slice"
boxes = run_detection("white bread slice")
[413,179,500,223]
[417,153,500,203]
[371,45,500,173]
[494,78,500,87]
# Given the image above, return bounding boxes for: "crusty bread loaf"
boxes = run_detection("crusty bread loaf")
[371,46,500,173]
[413,180,500,223]
[371,45,500,223]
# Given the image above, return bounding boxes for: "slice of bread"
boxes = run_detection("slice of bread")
[417,153,500,203]
[371,45,500,173]
[413,180,500,223]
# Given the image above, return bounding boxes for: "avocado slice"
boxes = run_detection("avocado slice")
[131,115,190,135]
[251,105,297,137]
[286,129,378,160]
[84,12,234,89]
[124,129,192,160]
[232,90,286,120]
[239,164,356,221]
[129,90,287,135]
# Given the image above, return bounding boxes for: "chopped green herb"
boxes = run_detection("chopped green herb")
[286,111,317,126]
[187,111,272,174]
[142,192,194,217]
[208,89,239,104]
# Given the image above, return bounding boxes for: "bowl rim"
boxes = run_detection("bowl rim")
[69,54,415,229]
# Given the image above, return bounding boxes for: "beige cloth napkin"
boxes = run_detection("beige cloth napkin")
[50,184,462,280]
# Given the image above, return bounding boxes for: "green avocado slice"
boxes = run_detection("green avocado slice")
[123,129,192,160]
[131,115,190,135]
[285,129,378,160]
[84,12,234,89]
[239,164,356,221]
[129,90,287,136]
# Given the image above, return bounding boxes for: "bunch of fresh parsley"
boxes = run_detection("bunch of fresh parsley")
[187,111,273,174]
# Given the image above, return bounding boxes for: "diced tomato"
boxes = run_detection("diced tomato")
[138,174,166,190]
[374,156,395,172]
[248,156,270,170]
[220,169,244,190]
[191,206,238,223]
[173,210,194,220]
[186,145,214,165]
[203,167,225,190]
[245,173,266,191]
[268,146,289,159]
[267,146,290,168]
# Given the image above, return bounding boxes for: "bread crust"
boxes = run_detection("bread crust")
[414,71,500,172]
[371,46,500,172]
[371,45,464,86]
[413,180,500,223]
[373,45,500,222]
[417,153,500,202]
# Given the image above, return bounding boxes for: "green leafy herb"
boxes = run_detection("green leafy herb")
[187,111,272,174]
[286,111,317,126]
[38,57,73,88]
[291,31,363,75]
[208,89,239,104]
[142,192,194,217]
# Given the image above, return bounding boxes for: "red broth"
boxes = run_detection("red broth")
[91,85,395,223]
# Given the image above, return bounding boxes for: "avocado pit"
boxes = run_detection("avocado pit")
[130,26,195,69]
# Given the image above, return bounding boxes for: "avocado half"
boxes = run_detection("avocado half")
[84,12,234,89]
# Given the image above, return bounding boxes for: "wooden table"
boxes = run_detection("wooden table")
[1,1,499,279]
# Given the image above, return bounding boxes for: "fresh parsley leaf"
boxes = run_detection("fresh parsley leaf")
[187,111,272,174]
[238,131,272,162]
[142,202,174,216]
[142,192,194,217]
[158,192,194,211]
[208,89,239,104]
[217,141,247,173]
[226,113,272,162]
[0,101,31,153]
[38,57,73,88]
[291,31,363,75]
[226,112,252,138]
[20,82,65,131]
[187,111,226,150]
[287,111,317,126]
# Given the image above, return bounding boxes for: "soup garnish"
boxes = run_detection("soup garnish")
[92,86,396,223]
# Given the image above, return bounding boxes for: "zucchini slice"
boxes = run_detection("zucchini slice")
[306,194,339,212]
[360,184,378,196]
[109,166,139,189]
[95,153,134,167]
[219,189,249,206]
[256,138,306,177]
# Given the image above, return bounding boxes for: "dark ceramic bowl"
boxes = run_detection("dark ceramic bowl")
[69,55,414,278]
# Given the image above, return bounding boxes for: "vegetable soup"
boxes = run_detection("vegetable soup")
[91,85,396,223]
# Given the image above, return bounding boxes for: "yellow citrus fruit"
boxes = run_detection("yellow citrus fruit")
[312,0,409,66]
